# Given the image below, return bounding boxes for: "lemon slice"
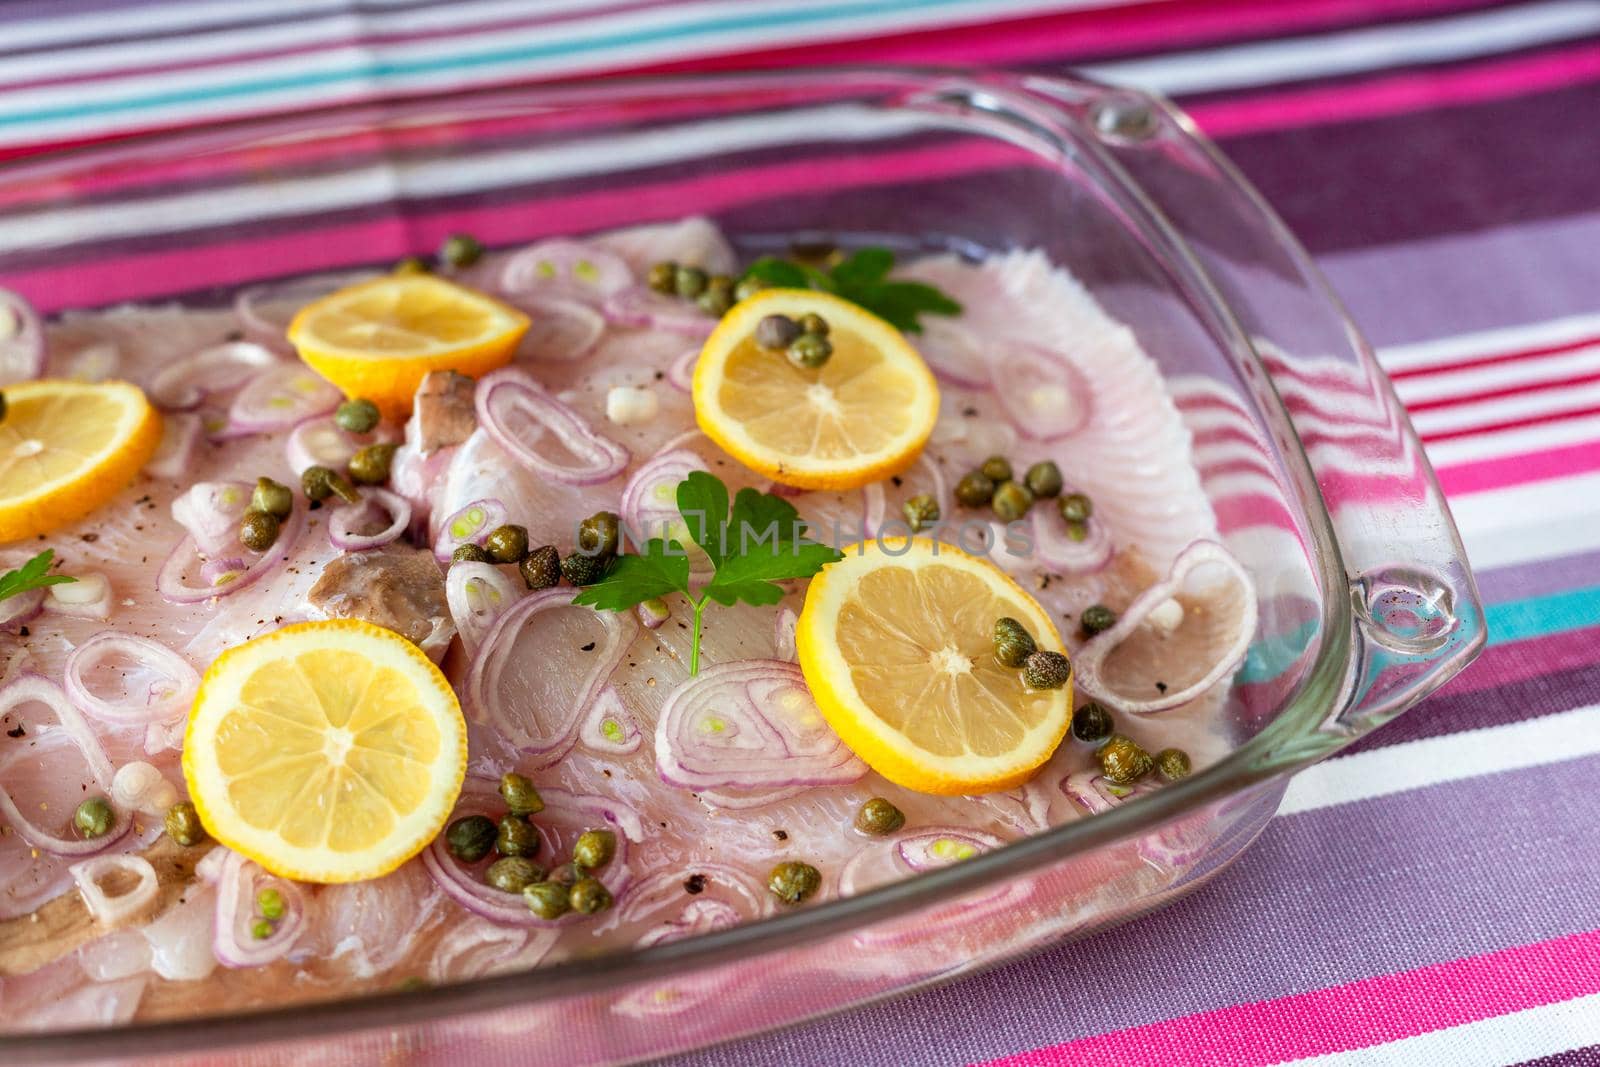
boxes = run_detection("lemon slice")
[692,289,939,490]
[0,379,160,544]
[183,619,468,883]
[288,275,529,419]
[797,538,1072,794]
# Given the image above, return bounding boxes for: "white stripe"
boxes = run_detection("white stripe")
[1440,469,1600,570]
[0,0,428,53]
[1284,991,1600,1067]
[1393,343,1600,406]
[1083,0,1600,94]
[1377,311,1600,375]
[1278,702,1600,816]
[1410,378,1600,436]
[1423,411,1600,467]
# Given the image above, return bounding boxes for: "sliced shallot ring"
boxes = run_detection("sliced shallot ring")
[837,827,1005,895]
[912,317,993,389]
[205,849,308,968]
[665,346,698,394]
[235,270,376,352]
[515,293,607,363]
[476,367,629,486]
[862,482,887,538]
[445,561,523,659]
[171,480,252,558]
[995,341,1092,441]
[46,573,112,620]
[284,415,398,475]
[773,607,798,662]
[0,286,45,385]
[620,863,769,948]
[0,674,126,855]
[225,363,342,434]
[0,587,44,632]
[145,413,204,480]
[148,341,278,411]
[578,686,642,755]
[65,633,199,727]
[433,499,508,562]
[156,504,304,604]
[1073,539,1258,714]
[498,239,633,301]
[619,448,706,549]
[602,287,716,339]
[328,488,410,551]
[1029,504,1113,574]
[70,855,158,928]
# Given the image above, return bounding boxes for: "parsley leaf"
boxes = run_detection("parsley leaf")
[739,246,960,333]
[0,549,74,603]
[569,539,689,612]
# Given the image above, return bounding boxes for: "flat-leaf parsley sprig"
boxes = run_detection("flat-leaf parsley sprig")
[741,246,961,334]
[0,549,74,602]
[573,472,841,675]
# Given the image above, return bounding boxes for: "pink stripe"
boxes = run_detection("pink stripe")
[1438,624,1600,696]
[1435,439,1600,496]
[982,929,1600,1067]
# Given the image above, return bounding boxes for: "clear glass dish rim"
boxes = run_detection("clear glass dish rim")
[0,66,1422,1059]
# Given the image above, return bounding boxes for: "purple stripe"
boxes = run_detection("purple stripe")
[1511,1044,1600,1067]
[1476,548,1600,604]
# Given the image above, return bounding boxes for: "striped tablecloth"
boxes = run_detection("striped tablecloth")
[8,2,1600,1064]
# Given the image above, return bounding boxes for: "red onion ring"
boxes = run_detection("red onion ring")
[284,415,398,475]
[619,448,706,549]
[773,607,798,662]
[0,587,44,632]
[1073,540,1258,715]
[65,633,198,728]
[444,561,523,658]
[665,345,699,394]
[422,779,643,927]
[225,363,342,435]
[202,848,308,968]
[0,287,45,385]
[156,502,305,604]
[235,270,376,353]
[171,481,251,558]
[513,294,606,363]
[912,317,993,389]
[0,674,128,856]
[1030,503,1113,574]
[433,499,508,563]
[145,413,203,480]
[70,855,158,928]
[1060,770,1207,867]
[655,660,866,798]
[465,586,636,762]
[994,341,1092,441]
[838,827,1005,896]
[602,287,716,339]
[475,367,629,487]
[578,686,641,755]
[328,488,410,551]
[619,864,769,948]
[147,341,278,412]
[499,239,633,302]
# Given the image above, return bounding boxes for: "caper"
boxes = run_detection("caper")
[1024,461,1063,499]
[569,877,613,915]
[954,471,996,508]
[164,801,205,846]
[394,255,430,276]
[902,493,940,533]
[440,233,483,268]
[499,772,544,817]
[335,397,381,434]
[259,888,285,920]
[980,456,1012,483]
[1071,701,1114,744]
[797,312,830,337]
[577,511,620,558]
[1080,604,1117,637]
[250,477,293,519]
[348,442,396,485]
[495,814,541,858]
[1097,734,1154,785]
[571,829,616,870]
[673,265,708,299]
[445,814,497,863]
[1022,649,1071,690]
[523,880,571,920]
[1156,748,1192,782]
[990,480,1033,522]
[787,333,833,369]
[560,551,610,586]
[239,509,280,552]
[302,464,359,504]
[452,543,490,564]
[706,274,735,294]
[251,918,274,940]
[755,314,801,351]
[486,856,545,894]
[734,276,767,302]
[547,862,581,887]
[854,798,905,836]
[1059,492,1093,525]
[767,861,821,905]
[483,524,530,564]
[647,261,678,295]
[992,617,1036,668]
[520,545,561,590]
[1064,521,1089,543]
[697,288,733,317]
[73,796,114,839]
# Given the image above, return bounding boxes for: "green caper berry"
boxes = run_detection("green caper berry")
[547,862,581,888]
[495,814,540,858]
[73,796,114,839]
[1023,649,1072,690]
[854,798,905,836]
[523,880,571,920]
[164,801,204,846]
[577,511,620,558]
[452,543,490,564]
[754,314,800,351]
[258,888,285,920]
[568,877,613,915]
[250,477,293,519]
[797,312,830,337]
[980,456,1012,483]
[445,814,497,863]
[697,288,734,317]
[1080,604,1117,637]
[440,233,483,269]
[571,829,616,870]
[499,772,544,817]
[348,442,396,485]
[486,856,545,894]
[520,545,561,590]
[954,471,996,508]
[767,861,822,905]
[335,398,381,434]
[1097,734,1154,785]
[483,524,530,564]
[560,551,610,586]
[394,256,430,276]
[706,274,735,294]
[673,265,708,299]
[1024,461,1063,499]
[992,616,1036,668]
[301,465,336,502]
[787,333,833,369]
[251,918,274,940]
[239,509,280,552]
[734,277,767,302]
[1059,492,1093,524]
[647,261,678,294]
[990,480,1033,522]
[1071,701,1114,744]
[902,493,940,533]
[1156,748,1192,782]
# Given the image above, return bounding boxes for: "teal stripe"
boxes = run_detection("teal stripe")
[3,0,992,129]
[1485,584,1600,645]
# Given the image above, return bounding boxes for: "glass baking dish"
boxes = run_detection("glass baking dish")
[0,69,1483,1064]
